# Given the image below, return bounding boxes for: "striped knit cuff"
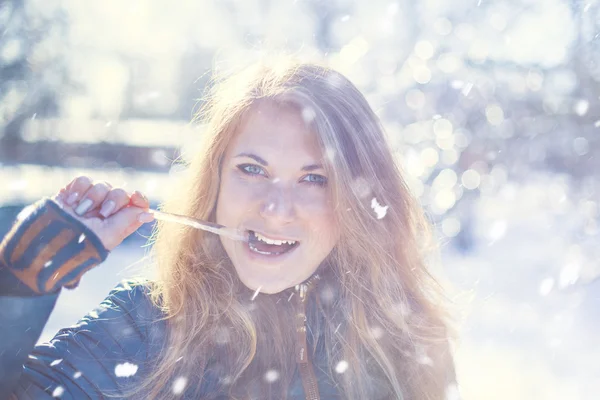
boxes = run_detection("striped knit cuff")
[0,198,109,296]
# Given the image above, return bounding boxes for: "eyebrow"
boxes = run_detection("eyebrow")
[234,152,324,171]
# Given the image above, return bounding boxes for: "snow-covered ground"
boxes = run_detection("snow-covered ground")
[446,175,600,400]
[31,173,599,400]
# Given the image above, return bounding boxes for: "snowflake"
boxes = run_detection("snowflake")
[539,278,554,296]
[574,99,589,116]
[301,106,316,124]
[114,362,138,378]
[251,286,261,301]
[369,326,384,340]
[215,326,230,345]
[351,177,371,199]
[319,285,335,304]
[73,371,82,379]
[264,369,280,383]
[172,376,188,395]
[371,197,389,219]
[559,262,580,288]
[78,234,86,243]
[335,360,349,374]
[52,386,64,398]
[325,147,336,163]
[50,359,62,367]
[416,347,433,366]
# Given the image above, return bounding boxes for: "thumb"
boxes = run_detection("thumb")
[105,206,154,246]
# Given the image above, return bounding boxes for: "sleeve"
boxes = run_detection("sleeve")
[0,198,109,296]
[0,198,121,398]
[0,281,156,400]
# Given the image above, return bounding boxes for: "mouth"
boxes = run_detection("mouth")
[246,230,300,256]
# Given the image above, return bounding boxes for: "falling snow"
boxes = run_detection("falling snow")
[221,376,233,385]
[574,99,589,116]
[264,369,280,383]
[172,376,188,395]
[319,285,335,304]
[334,323,342,334]
[325,147,336,163]
[371,197,389,219]
[559,262,580,288]
[215,326,231,345]
[52,386,64,398]
[7,3,600,400]
[251,286,261,301]
[73,371,82,379]
[351,178,371,199]
[539,278,554,296]
[335,360,349,374]
[487,220,507,242]
[417,353,433,366]
[301,107,316,124]
[50,359,62,367]
[369,325,384,340]
[78,233,86,243]
[114,362,138,378]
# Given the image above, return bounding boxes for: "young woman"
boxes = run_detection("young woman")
[0,60,457,399]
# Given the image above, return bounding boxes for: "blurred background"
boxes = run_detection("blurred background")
[1,0,599,398]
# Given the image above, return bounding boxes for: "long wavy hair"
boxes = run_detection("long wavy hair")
[139,58,456,399]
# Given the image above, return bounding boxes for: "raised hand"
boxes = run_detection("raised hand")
[54,176,155,251]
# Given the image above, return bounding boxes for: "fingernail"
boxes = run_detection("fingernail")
[54,194,65,208]
[134,191,148,203]
[137,212,154,223]
[99,200,116,218]
[67,192,79,205]
[75,198,93,216]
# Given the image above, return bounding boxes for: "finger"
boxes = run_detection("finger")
[99,188,130,218]
[54,188,68,206]
[74,181,112,216]
[130,190,150,209]
[65,176,94,206]
[103,206,154,249]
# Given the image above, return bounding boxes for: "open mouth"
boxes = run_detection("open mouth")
[247,230,300,256]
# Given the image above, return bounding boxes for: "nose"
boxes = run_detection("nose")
[259,184,296,223]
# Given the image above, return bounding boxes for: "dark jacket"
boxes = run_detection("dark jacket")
[0,200,342,399]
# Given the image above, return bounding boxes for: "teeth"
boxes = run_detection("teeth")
[254,231,296,246]
[249,242,280,255]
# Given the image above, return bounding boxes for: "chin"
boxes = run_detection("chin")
[239,276,288,294]
[235,269,294,295]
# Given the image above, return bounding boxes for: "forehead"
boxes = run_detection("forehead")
[226,101,323,160]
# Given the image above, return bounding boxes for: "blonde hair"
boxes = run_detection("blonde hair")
[139,58,456,399]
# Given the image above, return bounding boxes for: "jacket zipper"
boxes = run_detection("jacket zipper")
[295,277,321,400]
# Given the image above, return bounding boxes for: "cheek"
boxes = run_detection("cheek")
[216,173,264,220]
[297,189,335,217]
[299,195,338,242]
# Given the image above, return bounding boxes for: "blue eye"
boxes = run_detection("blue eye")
[237,164,327,187]
[303,174,327,187]
[237,164,266,176]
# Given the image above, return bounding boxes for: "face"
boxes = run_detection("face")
[216,101,339,294]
